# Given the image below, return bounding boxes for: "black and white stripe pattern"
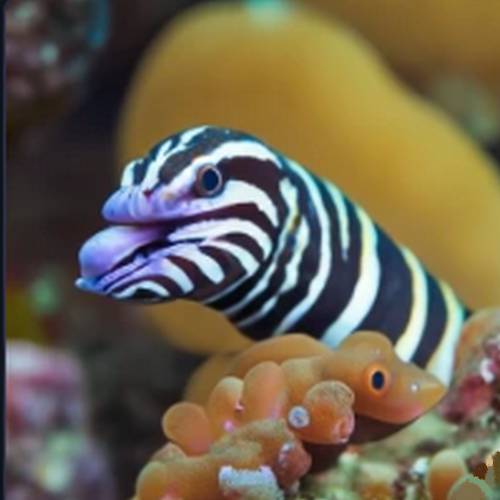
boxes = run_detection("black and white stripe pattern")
[78,126,467,385]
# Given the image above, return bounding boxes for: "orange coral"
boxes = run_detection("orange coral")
[165,362,355,451]
[134,419,311,500]
[426,449,468,500]
[133,332,446,499]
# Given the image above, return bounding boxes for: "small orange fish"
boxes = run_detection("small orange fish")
[230,330,446,425]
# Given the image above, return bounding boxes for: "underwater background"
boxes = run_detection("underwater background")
[6,1,500,499]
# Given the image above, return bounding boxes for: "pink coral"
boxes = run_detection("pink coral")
[6,341,116,499]
[439,309,500,423]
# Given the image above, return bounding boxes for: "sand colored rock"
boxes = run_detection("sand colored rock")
[303,0,500,98]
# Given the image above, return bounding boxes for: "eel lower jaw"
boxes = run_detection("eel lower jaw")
[76,224,173,297]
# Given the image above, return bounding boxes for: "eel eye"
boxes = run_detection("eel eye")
[364,363,391,396]
[195,165,223,196]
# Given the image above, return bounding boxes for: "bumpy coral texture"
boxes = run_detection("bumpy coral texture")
[133,332,446,499]
[428,450,500,500]
[6,0,108,138]
[298,310,500,499]
[188,331,446,427]
[6,341,116,499]
[116,3,500,357]
[134,419,310,500]
[439,309,500,424]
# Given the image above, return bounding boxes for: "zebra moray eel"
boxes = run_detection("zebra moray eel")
[77,125,467,385]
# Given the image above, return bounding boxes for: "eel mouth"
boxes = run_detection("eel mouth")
[76,224,172,296]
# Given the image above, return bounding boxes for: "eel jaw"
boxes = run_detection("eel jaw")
[75,224,176,302]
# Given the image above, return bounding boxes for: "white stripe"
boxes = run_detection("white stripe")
[179,125,209,144]
[425,283,465,386]
[189,140,281,169]
[156,260,194,294]
[168,218,273,260]
[166,180,279,227]
[160,244,225,284]
[111,258,194,294]
[221,250,279,316]
[152,127,214,196]
[218,181,279,227]
[321,206,380,347]
[136,135,282,227]
[272,160,332,333]
[221,180,298,317]
[202,240,259,276]
[202,274,249,306]
[279,218,310,295]
[141,128,207,190]
[113,281,169,299]
[142,139,172,190]
[395,248,428,361]
[144,136,280,192]
[325,182,350,260]
[237,217,310,329]
[158,126,208,162]
[120,159,140,187]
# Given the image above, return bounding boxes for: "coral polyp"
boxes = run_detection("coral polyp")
[134,420,310,500]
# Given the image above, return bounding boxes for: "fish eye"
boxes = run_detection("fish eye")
[195,165,223,196]
[364,363,391,396]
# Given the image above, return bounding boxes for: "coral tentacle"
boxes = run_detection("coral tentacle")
[162,402,214,455]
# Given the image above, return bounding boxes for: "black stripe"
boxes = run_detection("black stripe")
[219,233,265,266]
[411,276,448,367]
[148,133,179,160]
[217,157,287,222]
[180,247,246,302]
[356,229,413,343]
[111,273,181,297]
[229,222,294,323]
[238,165,323,339]
[157,129,251,185]
[209,258,268,310]
[207,163,289,312]
[292,181,362,337]
[167,254,214,299]
[133,159,148,184]
[202,214,282,311]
